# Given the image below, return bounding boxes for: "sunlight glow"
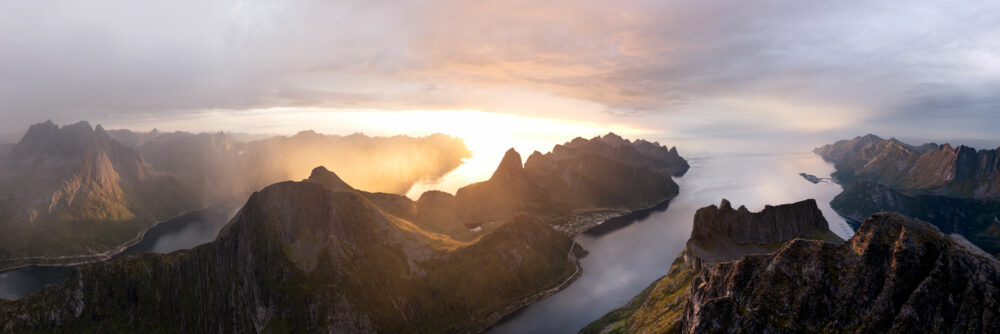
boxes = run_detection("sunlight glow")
[102,108,650,197]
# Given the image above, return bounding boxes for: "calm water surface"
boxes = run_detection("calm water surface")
[0,206,236,299]
[485,151,853,334]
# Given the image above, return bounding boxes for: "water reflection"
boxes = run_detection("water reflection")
[485,151,852,334]
[0,205,237,300]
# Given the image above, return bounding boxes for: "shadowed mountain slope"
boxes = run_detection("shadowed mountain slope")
[0,167,578,333]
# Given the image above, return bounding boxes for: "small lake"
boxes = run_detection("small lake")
[0,205,237,300]
[485,151,853,333]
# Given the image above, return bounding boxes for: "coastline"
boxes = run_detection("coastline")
[475,196,677,333]
[470,240,584,334]
[0,205,214,273]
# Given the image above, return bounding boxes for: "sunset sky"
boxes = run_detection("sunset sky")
[1,0,998,149]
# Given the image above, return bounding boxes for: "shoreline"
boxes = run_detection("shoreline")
[474,197,676,333]
[0,205,214,273]
[471,240,584,334]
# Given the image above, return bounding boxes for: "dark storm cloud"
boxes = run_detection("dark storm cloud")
[0,0,997,137]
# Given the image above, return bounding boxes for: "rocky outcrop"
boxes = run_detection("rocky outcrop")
[581,200,842,334]
[0,168,578,333]
[691,199,837,248]
[682,213,1000,333]
[456,133,687,225]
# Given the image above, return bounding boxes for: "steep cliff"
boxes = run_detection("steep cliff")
[0,167,578,333]
[456,133,687,225]
[582,200,841,334]
[688,199,841,264]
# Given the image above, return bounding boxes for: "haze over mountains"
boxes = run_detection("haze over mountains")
[0,121,471,270]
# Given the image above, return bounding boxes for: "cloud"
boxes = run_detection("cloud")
[0,0,998,138]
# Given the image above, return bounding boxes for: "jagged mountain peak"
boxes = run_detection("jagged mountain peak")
[306,165,355,192]
[490,148,524,180]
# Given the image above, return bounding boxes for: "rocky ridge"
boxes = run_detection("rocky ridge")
[683,213,1000,333]
[582,199,841,334]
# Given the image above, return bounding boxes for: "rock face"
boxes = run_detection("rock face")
[0,121,199,263]
[0,168,578,333]
[690,199,837,249]
[816,135,1000,256]
[581,200,841,334]
[683,213,1000,333]
[456,133,688,225]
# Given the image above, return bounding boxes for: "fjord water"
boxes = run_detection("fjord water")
[0,206,236,299]
[1,139,852,334]
[486,151,853,334]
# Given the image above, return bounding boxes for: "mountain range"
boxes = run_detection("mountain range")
[0,121,471,270]
[815,134,1000,255]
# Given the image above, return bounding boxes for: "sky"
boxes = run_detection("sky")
[1,0,999,150]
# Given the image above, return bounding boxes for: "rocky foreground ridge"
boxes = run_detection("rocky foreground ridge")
[582,199,842,334]
[0,167,578,333]
[584,200,1000,333]
[815,135,1000,256]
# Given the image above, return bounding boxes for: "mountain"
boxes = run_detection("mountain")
[456,133,688,226]
[584,202,1000,333]
[815,135,1000,255]
[0,167,579,333]
[0,121,199,265]
[814,134,1000,199]
[582,199,842,334]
